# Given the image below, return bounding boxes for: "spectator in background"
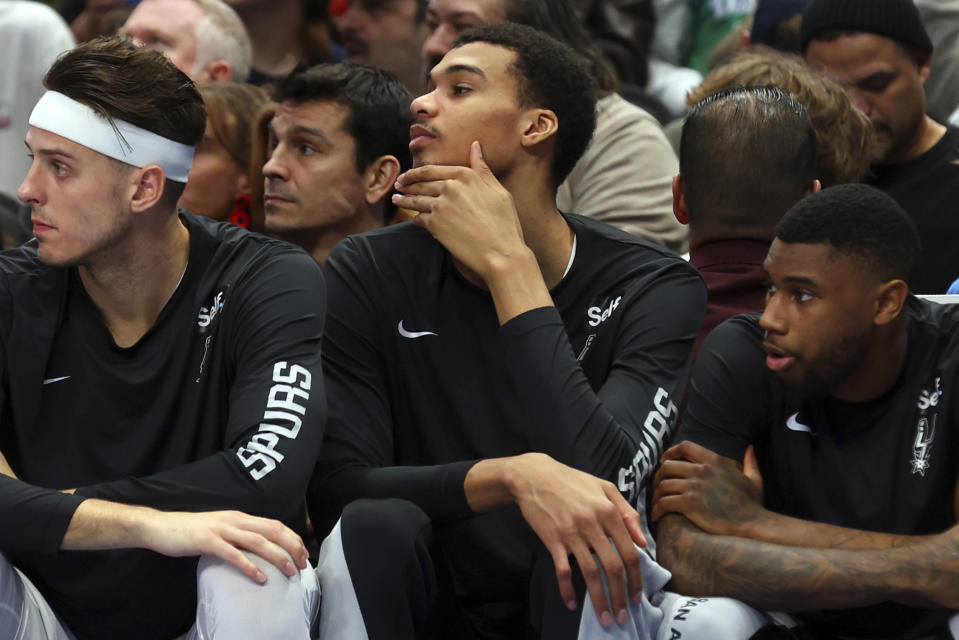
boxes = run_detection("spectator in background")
[262,64,413,264]
[335,0,430,93]
[226,0,340,85]
[674,86,820,359]
[802,0,959,294]
[422,0,689,253]
[179,83,271,230]
[915,0,959,125]
[575,0,655,88]
[68,0,130,43]
[687,50,875,187]
[123,0,252,82]
[0,1,74,198]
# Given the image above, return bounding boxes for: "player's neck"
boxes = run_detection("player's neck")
[286,205,385,266]
[78,212,190,348]
[508,178,574,289]
[831,322,909,404]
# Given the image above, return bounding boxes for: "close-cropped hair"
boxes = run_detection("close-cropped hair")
[680,86,816,236]
[688,50,875,186]
[499,0,619,94]
[774,183,920,283]
[453,22,597,189]
[192,0,253,82]
[273,63,414,177]
[44,36,206,204]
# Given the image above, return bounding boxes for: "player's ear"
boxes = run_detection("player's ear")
[364,155,402,205]
[672,174,689,225]
[130,165,167,213]
[519,108,558,148]
[873,278,909,326]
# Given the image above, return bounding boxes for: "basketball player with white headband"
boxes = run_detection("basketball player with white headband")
[0,37,326,639]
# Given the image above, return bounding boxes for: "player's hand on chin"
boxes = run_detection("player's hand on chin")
[392,140,528,283]
[509,453,646,627]
[139,510,310,583]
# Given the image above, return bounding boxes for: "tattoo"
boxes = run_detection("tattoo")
[656,515,959,611]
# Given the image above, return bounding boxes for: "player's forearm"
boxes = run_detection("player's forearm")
[60,499,155,551]
[657,514,959,610]
[462,455,523,512]
[482,248,554,325]
[744,509,933,550]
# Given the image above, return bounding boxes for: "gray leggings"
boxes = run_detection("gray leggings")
[0,552,319,640]
[656,592,959,640]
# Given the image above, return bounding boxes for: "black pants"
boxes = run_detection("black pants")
[339,498,587,640]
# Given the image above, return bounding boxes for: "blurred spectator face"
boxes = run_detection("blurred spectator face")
[179,120,249,220]
[124,0,204,76]
[337,0,428,90]
[421,0,506,70]
[806,33,930,164]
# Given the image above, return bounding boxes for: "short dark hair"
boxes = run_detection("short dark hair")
[680,86,817,237]
[44,36,206,206]
[499,0,620,93]
[274,63,414,177]
[774,183,920,283]
[453,22,596,189]
[45,37,205,147]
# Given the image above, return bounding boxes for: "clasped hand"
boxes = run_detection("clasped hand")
[652,441,765,537]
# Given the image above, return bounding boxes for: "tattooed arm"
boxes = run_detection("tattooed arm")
[655,513,959,611]
[652,441,937,550]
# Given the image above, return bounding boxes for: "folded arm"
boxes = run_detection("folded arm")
[656,513,959,611]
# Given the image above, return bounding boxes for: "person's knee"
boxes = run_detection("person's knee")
[340,498,432,561]
[196,550,318,639]
[0,554,25,638]
[657,593,769,640]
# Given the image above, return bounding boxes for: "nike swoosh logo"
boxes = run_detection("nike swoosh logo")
[42,376,71,385]
[786,412,812,433]
[397,320,437,339]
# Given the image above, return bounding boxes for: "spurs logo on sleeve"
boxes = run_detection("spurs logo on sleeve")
[617,387,677,504]
[237,361,312,480]
[910,376,942,476]
[910,415,936,477]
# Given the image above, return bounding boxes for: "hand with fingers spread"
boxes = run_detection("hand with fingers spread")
[393,140,528,283]
[652,440,765,537]
[506,453,646,628]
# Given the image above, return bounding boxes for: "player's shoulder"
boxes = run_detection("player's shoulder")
[908,296,959,359]
[185,211,320,275]
[698,312,766,369]
[567,213,702,283]
[325,221,442,279]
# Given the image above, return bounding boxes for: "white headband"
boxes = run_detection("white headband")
[28,91,195,183]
